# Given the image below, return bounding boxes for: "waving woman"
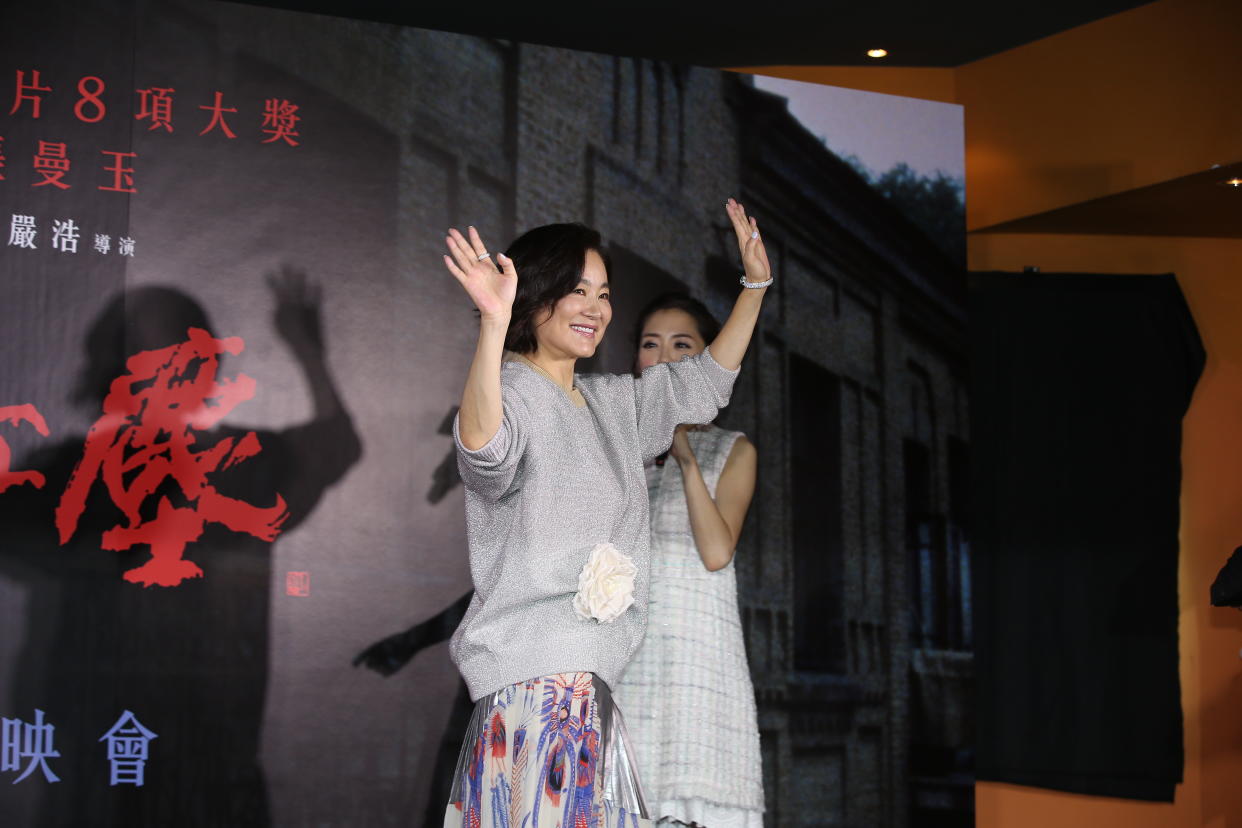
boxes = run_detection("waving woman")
[441,200,771,828]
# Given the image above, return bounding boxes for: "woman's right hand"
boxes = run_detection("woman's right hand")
[443,226,517,324]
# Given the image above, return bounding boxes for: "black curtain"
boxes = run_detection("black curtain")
[971,271,1204,802]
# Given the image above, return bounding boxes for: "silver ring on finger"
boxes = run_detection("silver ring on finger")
[477,252,492,261]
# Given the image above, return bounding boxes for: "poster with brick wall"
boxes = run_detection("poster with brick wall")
[0,2,967,825]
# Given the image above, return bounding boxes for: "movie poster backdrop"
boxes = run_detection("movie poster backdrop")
[0,2,969,825]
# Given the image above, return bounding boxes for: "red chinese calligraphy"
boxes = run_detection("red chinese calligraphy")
[0,404,50,494]
[135,87,175,132]
[198,92,237,139]
[260,99,300,146]
[0,135,6,181]
[99,150,136,194]
[9,70,51,119]
[32,141,70,190]
[55,328,289,587]
[75,76,106,124]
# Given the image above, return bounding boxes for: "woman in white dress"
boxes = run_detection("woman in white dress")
[615,292,765,828]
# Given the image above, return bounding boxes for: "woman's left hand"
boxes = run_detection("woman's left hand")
[726,198,771,286]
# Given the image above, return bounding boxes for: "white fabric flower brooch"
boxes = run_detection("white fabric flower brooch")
[572,542,636,624]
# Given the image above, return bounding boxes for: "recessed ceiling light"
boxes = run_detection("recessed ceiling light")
[867,49,888,59]
[1220,177,1242,188]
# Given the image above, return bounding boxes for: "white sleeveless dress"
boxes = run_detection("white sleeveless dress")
[615,425,764,828]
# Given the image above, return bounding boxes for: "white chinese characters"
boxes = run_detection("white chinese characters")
[6,214,134,256]
[51,218,79,253]
[8,214,36,249]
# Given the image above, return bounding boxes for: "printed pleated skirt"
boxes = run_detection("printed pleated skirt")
[443,672,652,828]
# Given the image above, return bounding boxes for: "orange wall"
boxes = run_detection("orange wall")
[748,1,1242,825]
[955,0,1242,231]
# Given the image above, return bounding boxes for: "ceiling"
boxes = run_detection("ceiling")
[236,0,1155,67]
[237,0,1239,240]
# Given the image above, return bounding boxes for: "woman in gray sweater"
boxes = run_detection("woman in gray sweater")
[440,199,771,828]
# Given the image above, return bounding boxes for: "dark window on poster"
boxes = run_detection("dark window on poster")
[703,253,741,326]
[612,57,683,177]
[634,58,645,157]
[641,61,659,164]
[653,62,666,172]
[669,65,686,186]
[906,439,941,649]
[947,436,971,650]
[907,437,971,652]
[790,354,844,673]
[609,57,623,144]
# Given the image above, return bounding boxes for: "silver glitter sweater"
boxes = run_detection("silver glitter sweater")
[450,348,738,701]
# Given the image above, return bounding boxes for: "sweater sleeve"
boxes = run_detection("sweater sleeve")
[632,346,740,463]
[453,392,528,501]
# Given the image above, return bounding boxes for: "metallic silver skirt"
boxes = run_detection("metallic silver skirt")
[446,672,649,819]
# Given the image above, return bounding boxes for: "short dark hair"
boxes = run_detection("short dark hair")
[503,223,606,354]
[633,291,721,350]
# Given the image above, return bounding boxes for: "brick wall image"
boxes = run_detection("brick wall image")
[166,14,973,825]
[378,34,973,827]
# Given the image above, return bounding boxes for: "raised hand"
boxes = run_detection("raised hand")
[267,264,324,357]
[725,198,771,286]
[443,226,517,323]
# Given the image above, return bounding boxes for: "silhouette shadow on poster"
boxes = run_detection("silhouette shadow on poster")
[353,395,472,827]
[354,591,474,827]
[426,406,462,506]
[1,276,361,827]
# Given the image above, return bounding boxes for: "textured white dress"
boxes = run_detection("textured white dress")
[615,425,764,828]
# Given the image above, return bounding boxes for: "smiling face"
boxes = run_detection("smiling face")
[635,307,707,370]
[531,249,612,361]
